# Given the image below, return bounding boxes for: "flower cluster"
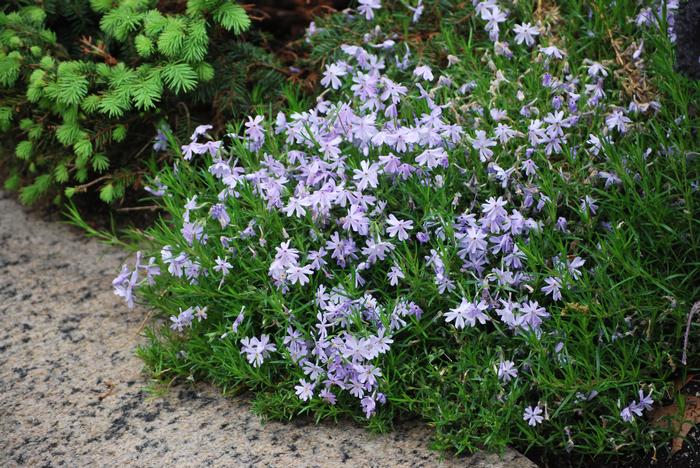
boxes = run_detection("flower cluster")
[620,390,654,423]
[112,0,697,458]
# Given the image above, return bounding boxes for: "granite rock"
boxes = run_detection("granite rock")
[0,192,535,468]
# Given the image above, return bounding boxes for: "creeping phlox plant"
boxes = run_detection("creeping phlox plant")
[114,0,699,462]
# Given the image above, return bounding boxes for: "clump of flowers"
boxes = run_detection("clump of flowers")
[114,0,699,463]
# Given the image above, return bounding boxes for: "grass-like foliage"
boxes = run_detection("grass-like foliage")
[0,0,284,205]
[109,0,699,463]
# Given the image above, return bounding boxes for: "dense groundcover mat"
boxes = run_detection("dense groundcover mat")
[108,0,700,464]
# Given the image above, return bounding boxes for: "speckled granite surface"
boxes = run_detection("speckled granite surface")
[0,192,535,468]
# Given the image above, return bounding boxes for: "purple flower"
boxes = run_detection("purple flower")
[606,110,632,133]
[286,264,314,286]
[620,405,636,423]
[321,62,347,90]
[231,308,245,333]
[113,263,138,309]
[622,389,655,422]
[416,148,448,169]
[556,217,568,232]
[458,227,488,256]
[471,130,497,161]
[342,204,370,235]
[387,265,405,286]
[598,171,621,188]
[361,395,376,418]
[244,115,265,151]
[355,364,382,386]
[295,378,315,401]
[523,405,544,426]
[416,231,429,243]
[153,124,170,151]
[320,388,336,404]
[275,240,300,266]
[567,257,586,281]
[214,256,232,276]
[181,222,205,246]
[386,214,413,241]
[357,0,381,20]
[209,203,230,228]
[444,298,490,329]
[541,277,563,301]
[636,389,654,411]
[407,0,424,22]
[194,305,207,321]
[580,195,598,215]
[517,300,549,330]
[498,360,518,383]
[513,23,539,47]
[169,307,194,332]
[144,177,167,196]
[413,65,434,81]
[240,334,277,367]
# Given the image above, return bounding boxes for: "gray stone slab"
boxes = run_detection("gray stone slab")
[0,191,535,467]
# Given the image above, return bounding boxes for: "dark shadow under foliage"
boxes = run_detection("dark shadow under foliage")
[676,0,700,79]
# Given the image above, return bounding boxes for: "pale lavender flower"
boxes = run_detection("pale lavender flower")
[190,124,212,141]
[567,257,586,280]
[541,277,563,301]
[481,5,506,39]
[387,265,405,286]
[386,214,413,241]
[244,115,265,151]
[498,360,518,383]
[556,217,568,232]
[444,298,490,329]
[620,405,636,423]
[320,388,336,404]
[321,62,347,90]
[209,203,230,228]
[194,305,208,321]
[606,110,632,133]
[353,160,381,190]
[361,395,376,418]
[287,264,315,286]
[407,0,424,23]
[181,222,204,245]
[153,124,170,151]
[214,256,232,276]
[518,300,549,330]
[240,334,277,367]
[471,130,497,161]
[523,405,544,426]
[580,195,598,215]
[232,308,245,333]
[587,62,608,77]
[459,227,488,256]
[598,171,621,188]
[295,379,315,401]
[343,204,370,235]
[413,65,434,81]
[170,307,194,332]
[521,159,538,177]
[513,23,539,47]
[144,177,168,196]
[113,264,138,309]
[358,0,381,20]
[540,44,565,59]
